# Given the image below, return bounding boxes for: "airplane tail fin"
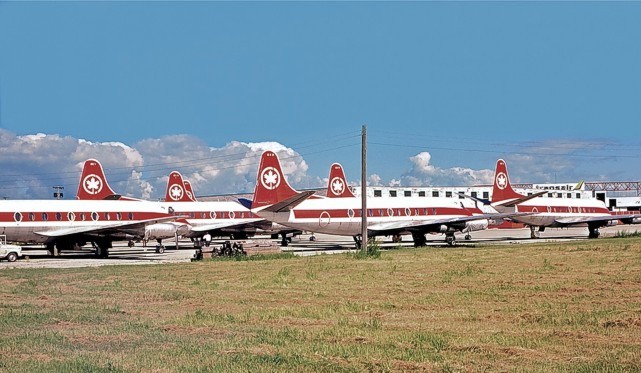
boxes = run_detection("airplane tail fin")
[326,163,355,198]
[183,180,198,201]
[491,159,524,203]
[165,171,193,202]
[252,151,298,209]
[76,159,119,200]
[573,180,584,191]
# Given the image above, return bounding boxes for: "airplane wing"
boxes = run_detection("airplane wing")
[189,218,265,233]
[554,213,641,226]
[367,212,527,235]
[260,191,316,213]
[34,216,179,238]
[492,190,548,207]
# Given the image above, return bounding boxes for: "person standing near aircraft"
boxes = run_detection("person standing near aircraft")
[202,232,212,247]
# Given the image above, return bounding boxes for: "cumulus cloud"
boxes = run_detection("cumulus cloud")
[0,129,322,199]
[399,151,494,187]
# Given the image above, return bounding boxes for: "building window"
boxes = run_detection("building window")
[576,193,581,199]
[418,191,425,197]
[557,193,562,198]
[432,191,439,197]
[471,192,478,198]
[446,191,452,198]
[374,190,382,197]
[404,191,412,197]
[389,191,397,197]
[567,193,572,198]
[483,192,489,199]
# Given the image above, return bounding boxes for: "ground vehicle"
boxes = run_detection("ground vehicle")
[0,235,22,262]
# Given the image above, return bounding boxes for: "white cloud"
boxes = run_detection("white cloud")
[399,151,494,187]
[0,129,324,199]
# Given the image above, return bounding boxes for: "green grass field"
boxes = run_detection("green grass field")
[1,238,641,372]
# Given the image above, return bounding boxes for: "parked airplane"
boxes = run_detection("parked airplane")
[251,151,511,247]
[0,199,179,257]
[77,159,299,245]
[76,159,190,251]
[325,161,492,242]
[490,159,641,239]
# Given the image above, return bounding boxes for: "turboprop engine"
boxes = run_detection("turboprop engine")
[145,222,190,240]
[465,219,489,232]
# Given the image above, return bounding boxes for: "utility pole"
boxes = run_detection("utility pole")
[361,125,367,251]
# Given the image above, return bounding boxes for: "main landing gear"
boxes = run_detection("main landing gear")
[445,233,456,246]
[411,232,427,248]
[588,226,600,239]
[530,226,545,239]
[280,233,292,247]
[155,239,165,254]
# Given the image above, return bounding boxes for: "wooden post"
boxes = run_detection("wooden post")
[361,125,368,251]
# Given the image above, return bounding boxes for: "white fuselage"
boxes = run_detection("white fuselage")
[256,196,475,236]
[0,199,173,244]
[494,197,612,227]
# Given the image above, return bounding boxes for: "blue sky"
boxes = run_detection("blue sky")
[0,2,640,199]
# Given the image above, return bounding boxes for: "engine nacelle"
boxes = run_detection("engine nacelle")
[145,222,190,240]
[465,219,489,232]
[606,220,619,227]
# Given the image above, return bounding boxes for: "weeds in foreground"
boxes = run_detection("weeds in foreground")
[206,252,298,262]
[351,240,382,259]
[613,230,641,238]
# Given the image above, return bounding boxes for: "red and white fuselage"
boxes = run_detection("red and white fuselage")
[0,199,175,244]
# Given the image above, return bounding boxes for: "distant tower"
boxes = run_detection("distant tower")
[53,186,64,200]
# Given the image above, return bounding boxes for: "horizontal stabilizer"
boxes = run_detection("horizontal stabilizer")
[261,191,316,213]
[238,198,253,210]
[493,190,548,207]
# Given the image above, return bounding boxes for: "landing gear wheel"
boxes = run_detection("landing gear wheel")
[156,245,165,254]
[445,235,456,246]
[309,235,316,241]
[128,240,135,248]
[464,234,472,241]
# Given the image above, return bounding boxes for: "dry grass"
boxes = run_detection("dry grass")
[1,237,641,372]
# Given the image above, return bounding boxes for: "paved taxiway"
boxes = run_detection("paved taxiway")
[1,224,639,269]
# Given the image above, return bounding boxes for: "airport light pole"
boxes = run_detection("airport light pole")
[53,185,64,200]
[361,125,368,251]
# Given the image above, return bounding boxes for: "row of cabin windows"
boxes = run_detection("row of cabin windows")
[14,212,135,223]
[373,190,583,199]
[12,211,254,223]
[183,211,253,219]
